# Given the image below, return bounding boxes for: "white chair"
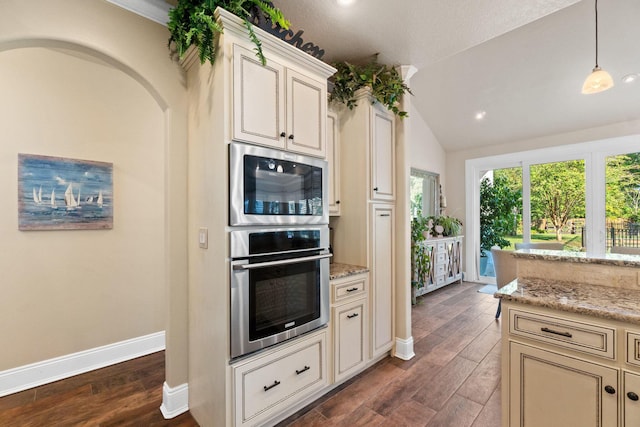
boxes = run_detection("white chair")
[490,247,518,319]
[514,242,564,250]
[610,246,640,255]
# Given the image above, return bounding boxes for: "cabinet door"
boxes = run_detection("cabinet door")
[509,341,618,427]
[370,204,394,358]
[233,44,286,148]
[333,299,366,383]
[327,111,341,215]
[624,371,640,427]
[286,68,326,157]
[370,105,395,201]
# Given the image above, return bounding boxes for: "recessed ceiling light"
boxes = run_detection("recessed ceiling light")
[622,73,639,84]
[336,0,356,6]
[475,111,487,121]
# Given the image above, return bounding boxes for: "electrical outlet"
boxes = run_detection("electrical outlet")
[199,227,208,249]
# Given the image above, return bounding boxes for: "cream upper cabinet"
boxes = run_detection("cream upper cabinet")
[370,104,395,202]
[509,341,618,427]
[233,44,327,158]
[327,110,341,215]
[370,204,395,359]
[233,44,286,149]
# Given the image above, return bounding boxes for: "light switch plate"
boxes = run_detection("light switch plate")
[198,227,208,249]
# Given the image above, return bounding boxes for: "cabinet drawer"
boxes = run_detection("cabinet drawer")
[509,309,615,359]
[436,252,447,263]
[331,275,367,304]
[436,242,446,252]
[435,275,446,286]
[233,331,327,426]
[435,263,446,275]
[627,331,640,367]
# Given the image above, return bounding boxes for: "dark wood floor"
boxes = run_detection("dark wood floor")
[278,281,502,427]
[0,282,501,426]
[0,351,198,427]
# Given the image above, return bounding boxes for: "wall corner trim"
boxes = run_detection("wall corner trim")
[393,336,415,361]
[0,331,165,398]
[160,381,189,419]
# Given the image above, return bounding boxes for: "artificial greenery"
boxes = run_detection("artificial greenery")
[411,216,431,289]
[329,58,413,118]
[167,0,290,66]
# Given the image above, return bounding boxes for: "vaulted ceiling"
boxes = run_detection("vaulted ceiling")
[270,0,640,152]
[152,1,640,152]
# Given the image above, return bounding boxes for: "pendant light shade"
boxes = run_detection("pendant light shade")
[582,0,613,94]
[582,66,614,94]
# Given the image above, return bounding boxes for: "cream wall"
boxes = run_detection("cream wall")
[409,109,448,200]
[0,0,188,389]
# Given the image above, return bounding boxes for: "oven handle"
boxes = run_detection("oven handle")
[233,253,332,270]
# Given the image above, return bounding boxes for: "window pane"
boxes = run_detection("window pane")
[605,153,640,252]
[529,160,585,251]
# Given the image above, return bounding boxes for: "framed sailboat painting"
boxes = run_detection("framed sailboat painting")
[18,154,113,230]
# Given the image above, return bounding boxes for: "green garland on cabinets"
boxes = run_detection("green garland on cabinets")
[167,0,290,66]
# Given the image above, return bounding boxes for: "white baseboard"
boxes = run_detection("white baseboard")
[394,336,415,360]
[0,331,165,398]
[160,381,189,419]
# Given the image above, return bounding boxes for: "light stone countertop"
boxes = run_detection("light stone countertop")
[512,249,640,267]
[496,278,640,324]
[330,263,369,280]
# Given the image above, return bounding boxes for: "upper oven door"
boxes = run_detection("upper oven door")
[229,143,329,226]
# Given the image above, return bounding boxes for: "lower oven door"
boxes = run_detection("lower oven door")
[230,251,330,359]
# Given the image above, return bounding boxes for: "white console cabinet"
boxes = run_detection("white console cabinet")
[414,235,463,297]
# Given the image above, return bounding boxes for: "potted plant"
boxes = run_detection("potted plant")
[329,56,413,118]
[167,0,290,66]
[426,215,463,237]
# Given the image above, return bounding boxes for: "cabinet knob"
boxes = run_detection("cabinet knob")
[280,132,286,138]
[373,187,379,191]
[288,134,294,140]
[628,391,640,401]
[604,385,616,394]
[336,200,340,204]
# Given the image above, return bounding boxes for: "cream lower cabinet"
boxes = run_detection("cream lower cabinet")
[331,273,368,383]
[503,303,640,427]
[232,329,328,427]
[509,342,618,426]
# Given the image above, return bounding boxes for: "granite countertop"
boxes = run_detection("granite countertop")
[512,249,640,267]
[496,278,640,324]
[330,263,369,280]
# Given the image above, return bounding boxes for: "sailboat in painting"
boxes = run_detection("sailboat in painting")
[50,189,57,209]
[32,186,42,204]
[97,190,103,208]
[64,184,79,210]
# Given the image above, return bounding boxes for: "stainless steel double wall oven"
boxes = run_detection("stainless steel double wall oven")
[229,143,331,359]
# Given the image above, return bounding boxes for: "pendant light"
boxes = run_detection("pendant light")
[582,0,614,94]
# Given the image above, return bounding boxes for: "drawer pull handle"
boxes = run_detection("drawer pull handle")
[288,134,294,140]
[541,327,572,338]
[346,287,359,292]
[605,385,616,394]
[628,392,639,401]
[379,214,390,217]
[263,380,281,392]
[347,313,359,319]
[280,132,286,138]
[296,366,310,375]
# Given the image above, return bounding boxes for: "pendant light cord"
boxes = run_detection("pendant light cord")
[594,0,599,68]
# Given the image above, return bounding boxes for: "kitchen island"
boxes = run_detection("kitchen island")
[496,249,640,427]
